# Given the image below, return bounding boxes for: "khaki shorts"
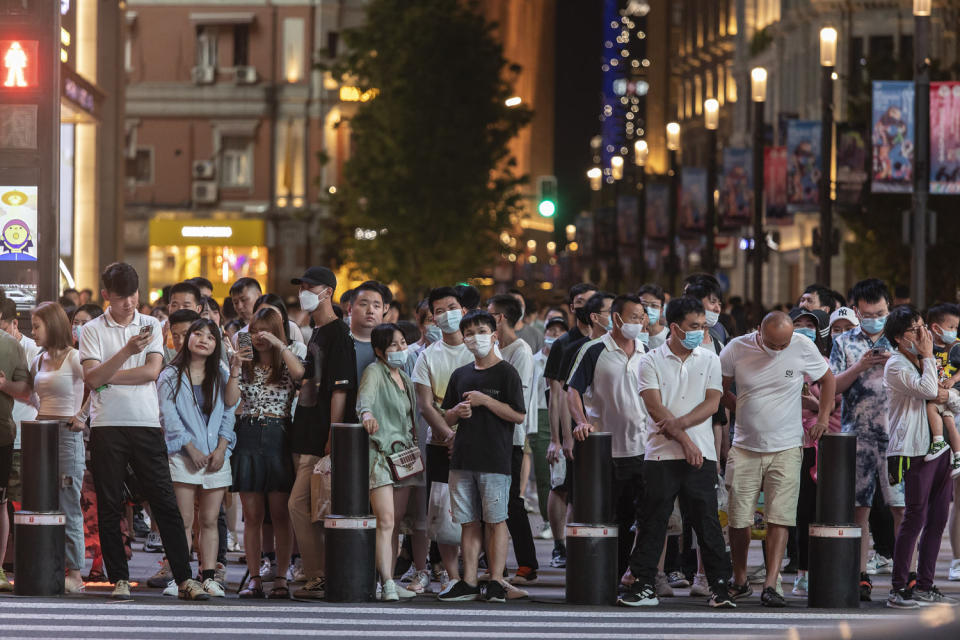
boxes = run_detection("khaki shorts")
[725,446,802,528]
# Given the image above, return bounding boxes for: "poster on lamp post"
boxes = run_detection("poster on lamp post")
[680,167,707,232]
[836,124,869,205]
[616,194,638,245]
[718,148,752,228]
[871,81,914,193]
[645,182,669,240]
[764,146,789,225]
[786,120,822,212]
[930,81,960,194]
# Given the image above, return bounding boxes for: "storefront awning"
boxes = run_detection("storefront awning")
[189,12,256,26]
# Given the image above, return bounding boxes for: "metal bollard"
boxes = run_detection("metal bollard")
[15,420,65,596]
[566,433,617,606]
[808,432,859,609]
[324,423,376,602]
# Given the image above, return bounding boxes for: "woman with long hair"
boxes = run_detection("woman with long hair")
[28,302,88,592]
[231,307,304,598]
[254,293,306,349]
[158,318,240,597]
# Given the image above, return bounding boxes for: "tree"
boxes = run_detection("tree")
[326,0,533,298]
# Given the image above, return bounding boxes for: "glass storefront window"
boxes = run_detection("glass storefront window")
[148,244,268,302]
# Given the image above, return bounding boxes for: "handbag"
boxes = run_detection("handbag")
[384,440,424,482]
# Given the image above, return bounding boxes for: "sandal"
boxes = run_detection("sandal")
[239,577,265,599]
[268,578,290,599]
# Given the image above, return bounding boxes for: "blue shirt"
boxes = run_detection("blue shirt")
[829,327,893,443]
[158,363,238,456]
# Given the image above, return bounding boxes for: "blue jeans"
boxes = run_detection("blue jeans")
[59,426,85,571]
[448,470,510,524]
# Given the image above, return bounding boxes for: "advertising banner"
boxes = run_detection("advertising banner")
[764,146,789,225]
[930,81,960,194]
[680,167,707,232]
[836,124,869,205]
[786,120,822,212]
[718,148,752,227]
[871,81,914,193]
[645,182,669,240]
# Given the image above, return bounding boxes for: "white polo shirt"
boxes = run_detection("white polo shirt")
[719,331,828,453]
[640,343,722,461]
[500,338,536,446]
[567,332,648,458]
[79,309,165,428]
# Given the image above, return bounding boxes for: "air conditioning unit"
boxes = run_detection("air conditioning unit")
[235,66,258,85]
[192,181,218,204]
[191,65,215,85]
[192,160,215,180]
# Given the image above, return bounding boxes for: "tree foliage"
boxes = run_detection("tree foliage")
[327,0,532,298]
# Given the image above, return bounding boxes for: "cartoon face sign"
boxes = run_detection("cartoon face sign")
[0,218,34,260]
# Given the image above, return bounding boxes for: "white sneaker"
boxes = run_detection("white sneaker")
[144,531,164,553]
[405,569,432,594]
[948,559,960,582]
[162,579,178,596]
[226,532,242,552]
[689,573,711,597]
[260,558,277,582]
[202,578,225,597]
[286,557,306,583]
[867,553,893,575]
[111,579,131,599]
[655,572,674,597]
[381,579,416,601]
[535,522,553,540]
[792,572,808,596]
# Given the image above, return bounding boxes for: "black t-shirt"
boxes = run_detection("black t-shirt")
[543,326,584,382]
[558,335,591,390]
[441,360,526,475]
[291,318,358,455]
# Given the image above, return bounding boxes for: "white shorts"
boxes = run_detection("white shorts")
[169,452,232,490]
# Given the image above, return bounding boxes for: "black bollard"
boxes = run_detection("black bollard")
[566,432,617,606]
[815,433,857,524]
[15,421,65,596]
[572,432,613,524]
[809,432,859,609]
[330,423,370,517]
[324,423,376,602]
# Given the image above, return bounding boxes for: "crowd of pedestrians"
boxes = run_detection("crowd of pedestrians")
[0,262,957,610]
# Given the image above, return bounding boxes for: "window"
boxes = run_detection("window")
[196,26,217,68]
[234,24,249,66]
[283,18,304,83]
[126,147,153,185]
[220,137,252,188]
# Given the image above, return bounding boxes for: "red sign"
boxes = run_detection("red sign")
[1,40,38,88]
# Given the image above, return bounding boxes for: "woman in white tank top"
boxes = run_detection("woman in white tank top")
[28,302,88,593]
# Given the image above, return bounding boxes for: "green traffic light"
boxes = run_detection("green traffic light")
[538,200,556,217]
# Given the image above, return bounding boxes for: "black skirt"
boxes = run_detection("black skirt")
[231,416,294,493]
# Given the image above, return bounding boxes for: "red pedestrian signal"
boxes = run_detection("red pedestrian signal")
[1,40,38,88]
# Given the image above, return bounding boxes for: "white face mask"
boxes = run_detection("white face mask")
[299,288,326,313]
[464,333,493,358]
[705,310,720,327]
[619,322,645,341]
[437,309,463,334]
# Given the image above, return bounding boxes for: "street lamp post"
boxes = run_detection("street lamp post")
[751,67,767,317]
[610,155,624,290]
[913,0,931,309]
[587,167,602,281]
[819,27,837,287]
[634,140,648,283]
[666,122,681,294]
[704,99,720,275]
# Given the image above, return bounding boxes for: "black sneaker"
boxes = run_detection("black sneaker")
[484,580,506,603]
[887,587,920,609]
[618,583,659,607]
[728,582,753,601]
[913,585,959,607]
[760,586,787,608]
[709,590,737,609]
[550,545,567,569]
[437,580,481,602]
[859,572,872,602]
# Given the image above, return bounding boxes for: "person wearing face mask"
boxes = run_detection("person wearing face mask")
[883,307,958,607]
[719,311,835,607]
[638,284,669,349]
[828,306,859,342]
[568,294,650,579]
[357,323,423,601]
[924,305,960,472]
[828,279,903,600]
[288,266,357,600]
[487,294,538,585]
[530,317,567,540]
[411,299,440,358]
[438,310,527,603]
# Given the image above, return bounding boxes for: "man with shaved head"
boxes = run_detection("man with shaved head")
[718,311,836,607]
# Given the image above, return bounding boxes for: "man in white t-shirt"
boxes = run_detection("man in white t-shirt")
[719,311,835,607]
[619,296,733,608]
[488,294,538,584]
[80,263,208,601]
[412,286,473,591]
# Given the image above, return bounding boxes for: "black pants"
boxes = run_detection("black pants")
[796,446,817,571]
[629,460,731,593]
[506,446,538,570]
[611,455,645,577]
[90,427,192,583]
[870,482,896,559]
[217,504,228,565]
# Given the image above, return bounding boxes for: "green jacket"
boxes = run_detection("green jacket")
[356,360,418,454]
[0,331,29,447]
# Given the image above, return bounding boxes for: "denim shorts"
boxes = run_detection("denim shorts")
[448,470,510,524]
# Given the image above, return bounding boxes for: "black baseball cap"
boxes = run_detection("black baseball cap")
[291,266,337,289]
[789,307,828,330]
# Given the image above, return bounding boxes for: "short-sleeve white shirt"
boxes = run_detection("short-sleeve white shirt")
[411,339,473,442]
[79,309,165,428]
[640,343,722,461]
[719,331,829,452]
[500,338,536,446]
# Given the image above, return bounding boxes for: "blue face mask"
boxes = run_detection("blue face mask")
[645,306,661,325]
[794,328,817,342]
[425,325,442,343]
[679,328,704,350]
[906,342,919,356]
[938,329,958,345]
[638,332,649,346]
[603,315,613,332]
[860,315,887,335]
[386,349,408,369]
[544,337,557,347]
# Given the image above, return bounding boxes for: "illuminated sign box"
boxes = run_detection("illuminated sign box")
[0,40,39,88]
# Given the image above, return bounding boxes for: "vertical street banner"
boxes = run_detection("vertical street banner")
[786,120,822,212]
[616,194,638,245]
[718,148,752,228]
[764,147,789,225]
[836,124,868,205]
[871,81,914,193]
[680,167,707,232]
[930,81,960,194]
[645,182,669,240]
